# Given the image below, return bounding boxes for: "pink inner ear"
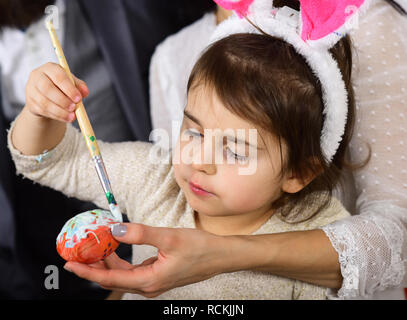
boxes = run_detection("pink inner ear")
[300,0,365,41]
[213,0,255,18]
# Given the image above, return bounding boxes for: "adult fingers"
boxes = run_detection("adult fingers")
[103,252,134,270]
[64,261,156,291]
[99,286,166,298]
[111,223,181,251]
[139,256,158,267]
[88,261,108,270]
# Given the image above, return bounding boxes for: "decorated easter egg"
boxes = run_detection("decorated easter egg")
[56,209,120,264]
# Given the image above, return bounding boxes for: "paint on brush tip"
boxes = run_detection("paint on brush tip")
[109,203,123,222]
[106,192,117,205]
[106,193,122,221]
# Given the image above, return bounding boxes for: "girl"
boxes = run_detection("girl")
[9,3,361,299]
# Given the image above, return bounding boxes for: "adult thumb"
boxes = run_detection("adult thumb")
[111,223,173,249]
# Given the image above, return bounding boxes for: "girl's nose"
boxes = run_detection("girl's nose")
[191,160,217,175]
[191,140,217,175]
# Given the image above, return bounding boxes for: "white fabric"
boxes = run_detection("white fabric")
[0,0,65,109]
[149,1,407,299]
[396,0,407,11]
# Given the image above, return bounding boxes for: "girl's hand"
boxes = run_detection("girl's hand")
[63,223,248,298]
[25,62,89,123]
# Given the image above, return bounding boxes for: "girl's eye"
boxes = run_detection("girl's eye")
[225,146,248,164]
[184,129,203,139]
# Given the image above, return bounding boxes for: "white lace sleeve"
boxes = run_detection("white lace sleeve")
[322,1,407,299]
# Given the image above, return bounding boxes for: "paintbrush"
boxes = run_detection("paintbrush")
[46,20,123,223]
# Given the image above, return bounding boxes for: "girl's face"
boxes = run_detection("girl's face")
[173,85,289,220]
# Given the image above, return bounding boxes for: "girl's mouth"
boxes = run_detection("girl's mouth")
[189,182,214,197]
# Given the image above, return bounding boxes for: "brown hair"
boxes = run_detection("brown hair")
[187,30,370,222]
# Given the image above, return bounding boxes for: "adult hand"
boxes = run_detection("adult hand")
[64,223,342,298]
[63,223,249,298]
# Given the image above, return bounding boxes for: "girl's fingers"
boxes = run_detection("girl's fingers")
[26,63,89,121]
[42,63,82,103]
[29,87,75,123]
[73,75,89,98]
[36,73,77,112]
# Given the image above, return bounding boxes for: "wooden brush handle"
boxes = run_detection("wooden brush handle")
[46,20,100,158]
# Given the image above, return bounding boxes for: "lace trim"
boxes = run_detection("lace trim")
[322,223,359,299]
[322,201,407,299]
[372,204,405,289]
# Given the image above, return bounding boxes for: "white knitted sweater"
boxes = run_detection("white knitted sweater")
[8,123,350,299]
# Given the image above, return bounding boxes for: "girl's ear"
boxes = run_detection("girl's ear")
[281,174,311,194]
[281,158,322,194]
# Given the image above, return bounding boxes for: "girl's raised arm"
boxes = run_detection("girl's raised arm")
[11,62,86,156]
[9,63,167,217]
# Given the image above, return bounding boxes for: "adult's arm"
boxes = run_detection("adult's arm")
[64,223,342,298]
[321,1,407,298]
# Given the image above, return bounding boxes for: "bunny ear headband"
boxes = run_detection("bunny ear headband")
[211,0,375,163]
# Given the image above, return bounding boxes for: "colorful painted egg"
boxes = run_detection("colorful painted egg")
[56,209,120,264]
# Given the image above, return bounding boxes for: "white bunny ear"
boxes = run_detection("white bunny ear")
[299,0,375,49]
